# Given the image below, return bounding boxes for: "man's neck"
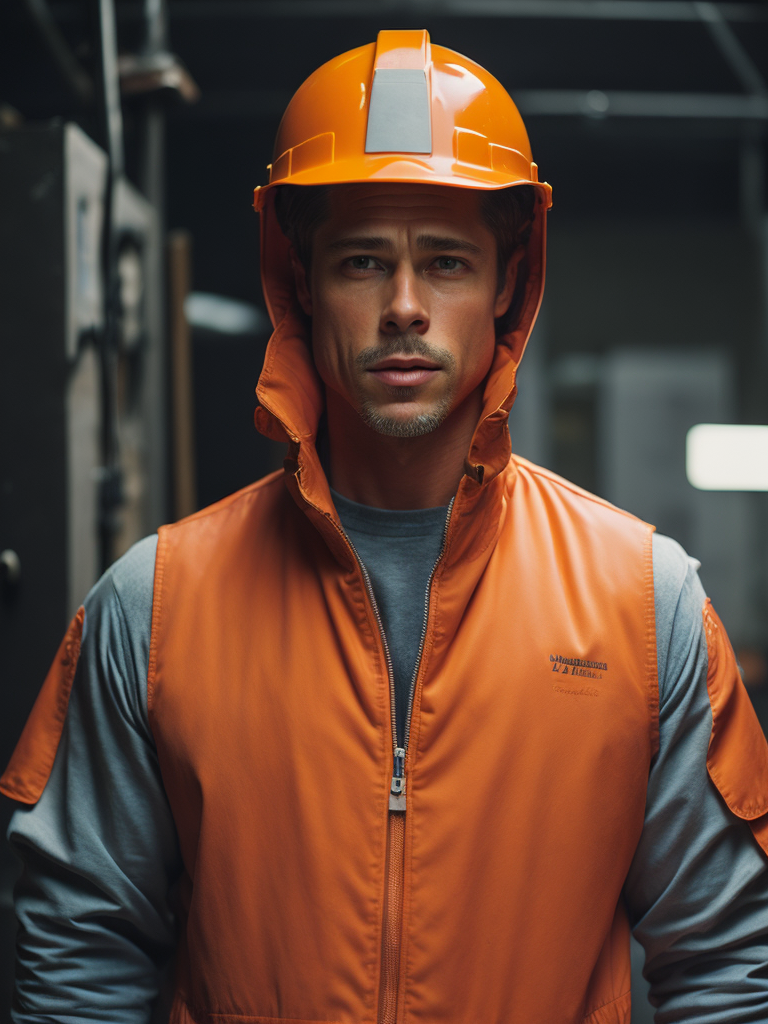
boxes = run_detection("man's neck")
[325,389,483,510]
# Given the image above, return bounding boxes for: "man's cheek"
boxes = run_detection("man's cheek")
[313,335,349,394]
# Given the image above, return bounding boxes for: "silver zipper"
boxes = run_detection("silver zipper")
[343,531,399,765]
[402,496,454,757]
[292,478,402,803]
[344,496,455,810]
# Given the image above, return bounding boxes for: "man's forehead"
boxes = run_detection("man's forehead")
[324,182,483,228]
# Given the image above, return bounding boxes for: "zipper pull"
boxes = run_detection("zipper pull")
[389,747,407,811]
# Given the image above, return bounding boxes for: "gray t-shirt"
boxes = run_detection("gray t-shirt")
[7,514,768,1024]
[332,489,449,747]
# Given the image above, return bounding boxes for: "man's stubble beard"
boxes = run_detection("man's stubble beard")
[360,399,447,438]
[355,335,457,439]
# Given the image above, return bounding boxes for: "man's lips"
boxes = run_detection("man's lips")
[366,357,441,388]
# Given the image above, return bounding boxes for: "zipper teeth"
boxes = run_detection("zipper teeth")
[378,811,406,1024]
[403,496,455,752]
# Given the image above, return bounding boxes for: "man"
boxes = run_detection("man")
[3,30,768,1024]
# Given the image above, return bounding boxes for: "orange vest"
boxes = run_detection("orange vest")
[139,199,655,1024]
[149,444,656,1024]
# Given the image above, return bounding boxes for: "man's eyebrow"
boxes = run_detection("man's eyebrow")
[323,235,485,256]
[324,236,394,254]
[417,234,484,256]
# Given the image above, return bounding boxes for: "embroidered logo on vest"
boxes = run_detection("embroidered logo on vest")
[549,654,607,679]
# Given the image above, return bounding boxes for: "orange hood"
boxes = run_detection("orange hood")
[253,183,548,492]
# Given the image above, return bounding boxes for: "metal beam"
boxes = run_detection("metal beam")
[513,89,768,120]
[162,0,768,20]
[694,2,767,98]
[90,0,126,570]
[47,0,768,22]
[176,88,768,122]
[143,0,168,55]
[24,0,93,102]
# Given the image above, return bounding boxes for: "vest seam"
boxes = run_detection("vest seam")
[180,993,347,1023]
[146,527,167,714]
[207,1018,346,1023]
[643,526,660,760]
[582,986,632,1021]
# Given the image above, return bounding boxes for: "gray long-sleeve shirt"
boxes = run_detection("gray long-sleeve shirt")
[7,511,768,1023]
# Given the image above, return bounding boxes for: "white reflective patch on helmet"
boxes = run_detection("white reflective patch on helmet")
[365,69,431,154]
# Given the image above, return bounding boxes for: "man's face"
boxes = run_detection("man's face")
[293,183,516,438]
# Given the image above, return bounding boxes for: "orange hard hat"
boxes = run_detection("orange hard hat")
[255,29,550,370]
[253,29,551,208]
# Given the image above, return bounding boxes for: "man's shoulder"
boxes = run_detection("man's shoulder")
[509,454,654,535]
[155,470,291,583]
[651,533,700,603]
[105,533,158,598]
[83,473,287,625]
[162,470,286,540]
[78,535,159,669]
[651,533,707,704]
[510,456,704,621]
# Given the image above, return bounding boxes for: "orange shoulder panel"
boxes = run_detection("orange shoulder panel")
[0,607,84,804]
[704,598,768,855]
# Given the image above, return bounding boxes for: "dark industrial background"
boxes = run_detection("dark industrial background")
[2,2,768,1022]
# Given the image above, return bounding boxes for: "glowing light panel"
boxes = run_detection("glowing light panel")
[686,424,768,491]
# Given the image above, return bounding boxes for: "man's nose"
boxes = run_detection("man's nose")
[380,264,429,336]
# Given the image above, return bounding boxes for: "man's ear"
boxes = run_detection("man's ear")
[493,246,526,320]
[290,248,313,316]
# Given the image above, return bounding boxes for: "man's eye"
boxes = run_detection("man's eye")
[434,257,463,271]
[347,256,378,270]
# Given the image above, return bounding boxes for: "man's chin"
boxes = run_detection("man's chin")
[359,401,449,438]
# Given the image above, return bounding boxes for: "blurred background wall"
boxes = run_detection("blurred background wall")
[1,3,768,1022]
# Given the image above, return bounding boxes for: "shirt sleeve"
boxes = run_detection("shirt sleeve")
[624,533,768,1023]
[6,535,182,1024]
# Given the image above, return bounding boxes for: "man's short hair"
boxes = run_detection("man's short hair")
[274,183,536,335]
